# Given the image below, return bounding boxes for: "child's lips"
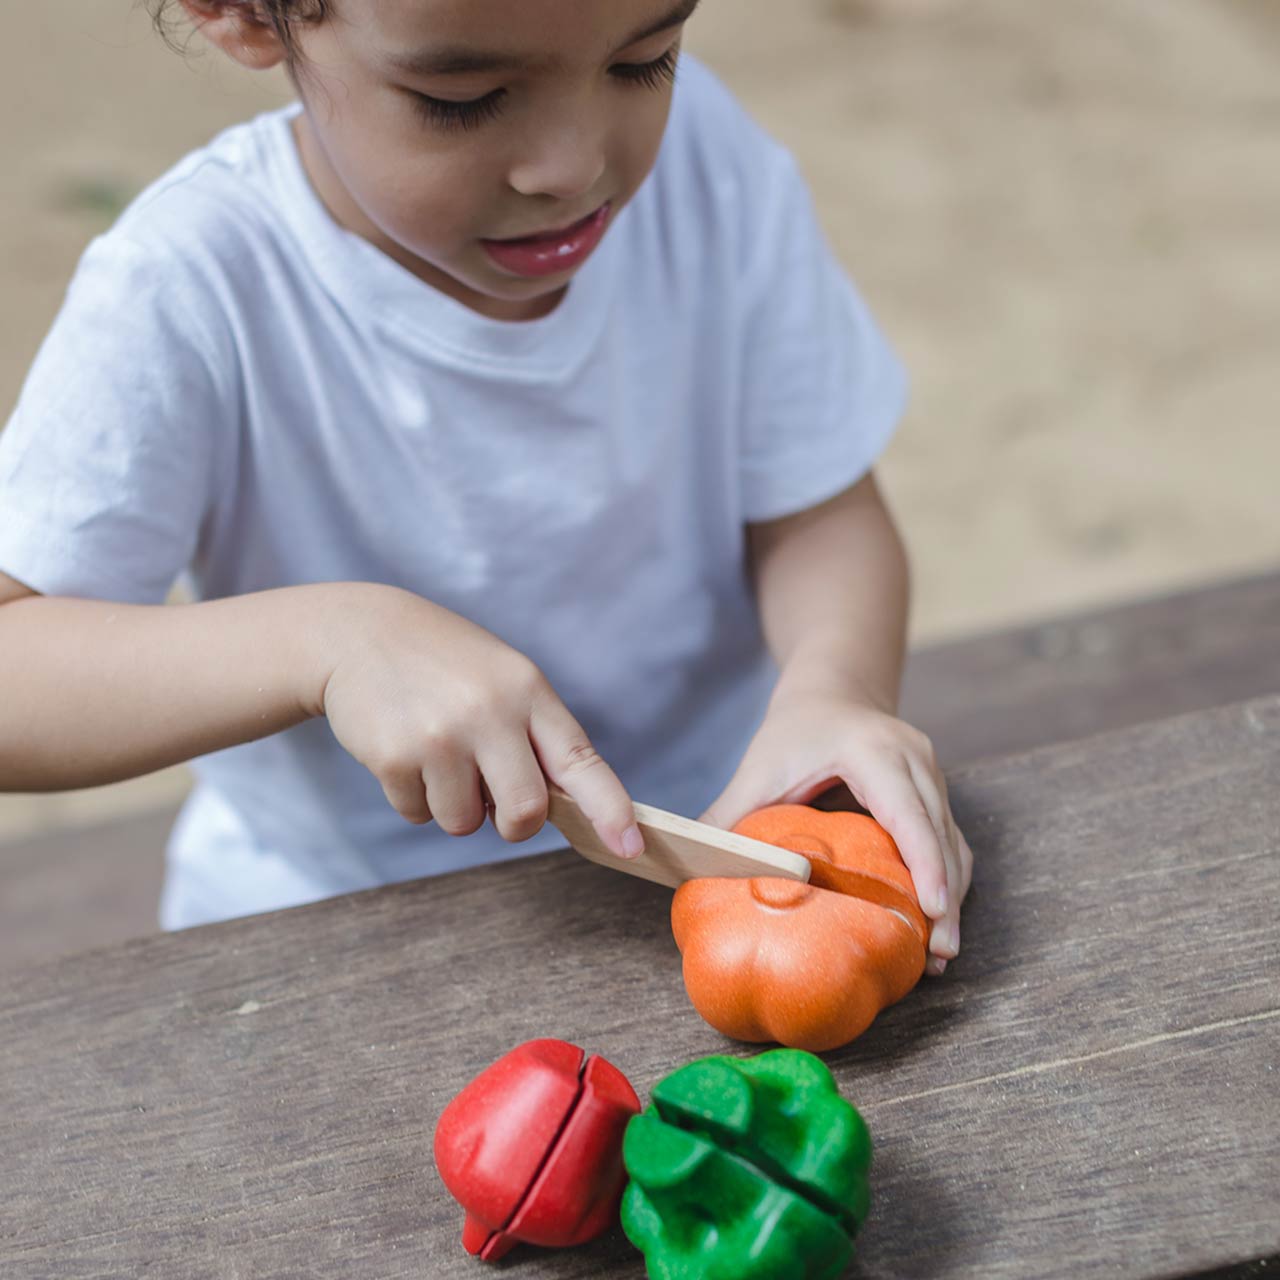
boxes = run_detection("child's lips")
[480,203,612,278]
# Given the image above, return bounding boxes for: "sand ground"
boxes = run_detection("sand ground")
[1,0,1277,840]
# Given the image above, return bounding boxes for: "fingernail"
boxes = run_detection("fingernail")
[946,924,961,955]
[933,886,949,916]
[927,958,947,976]
[621,825,645,859]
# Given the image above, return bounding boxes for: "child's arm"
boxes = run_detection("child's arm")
[0,573,641,858]
[699,472,972,975]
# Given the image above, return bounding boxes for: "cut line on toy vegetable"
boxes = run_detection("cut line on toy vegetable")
[622,1049,873,1280]
[434,1038,640,1262]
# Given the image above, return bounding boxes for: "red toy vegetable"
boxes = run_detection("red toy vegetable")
[433,1038,641,1261]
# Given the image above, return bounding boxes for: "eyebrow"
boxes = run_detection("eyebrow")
[387,0,701,77]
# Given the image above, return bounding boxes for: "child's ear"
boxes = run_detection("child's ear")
[178,1,288,70]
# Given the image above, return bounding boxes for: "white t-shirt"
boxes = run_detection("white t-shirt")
[0,56,906,928]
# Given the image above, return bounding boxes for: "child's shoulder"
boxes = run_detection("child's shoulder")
[44,105,318,375]
[92,105,306,285]
[659,54,807,216]
[665,54,795,180]
[640,55,809,272]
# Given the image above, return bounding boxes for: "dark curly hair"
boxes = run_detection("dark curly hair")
[147,0,330,59]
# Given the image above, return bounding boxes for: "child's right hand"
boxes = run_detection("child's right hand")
[316,584,644,860]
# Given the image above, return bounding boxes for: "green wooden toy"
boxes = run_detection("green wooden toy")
[621,1049,871,1279]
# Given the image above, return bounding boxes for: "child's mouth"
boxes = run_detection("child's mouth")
[480,203,612,278]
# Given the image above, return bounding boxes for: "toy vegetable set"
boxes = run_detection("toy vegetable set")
[434,803,929,1277]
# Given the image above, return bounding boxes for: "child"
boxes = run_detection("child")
[0,0,969,973]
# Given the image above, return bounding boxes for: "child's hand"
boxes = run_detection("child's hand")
[699,690,972,976]
[316,585,643,860]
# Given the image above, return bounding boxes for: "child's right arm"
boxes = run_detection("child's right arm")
[0,572,642,858]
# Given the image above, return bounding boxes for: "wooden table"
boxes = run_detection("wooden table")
[3,694,1278,1278]
[900,568,1280,765]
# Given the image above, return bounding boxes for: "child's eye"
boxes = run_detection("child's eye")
[408,44,679,132]
[610,45,680,91]
[411,89,507,132]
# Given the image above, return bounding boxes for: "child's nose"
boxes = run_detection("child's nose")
[507,120,607,203]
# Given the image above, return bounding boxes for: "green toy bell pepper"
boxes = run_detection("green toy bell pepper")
[621,1049,872,1280]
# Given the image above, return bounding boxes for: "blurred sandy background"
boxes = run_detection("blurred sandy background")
[1,0,1277,842]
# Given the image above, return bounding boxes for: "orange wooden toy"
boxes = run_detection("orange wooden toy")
[671,806,929,1052]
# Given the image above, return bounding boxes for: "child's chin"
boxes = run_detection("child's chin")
[457,268,571,320]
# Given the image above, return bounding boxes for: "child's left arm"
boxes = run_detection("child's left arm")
[700,471,972,975]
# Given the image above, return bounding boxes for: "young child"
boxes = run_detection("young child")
[0,0,969,972]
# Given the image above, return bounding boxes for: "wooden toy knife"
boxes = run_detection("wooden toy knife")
[546,786,928,939]
[545,785,811,889]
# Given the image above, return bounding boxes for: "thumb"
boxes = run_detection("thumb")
[699,766,773,833]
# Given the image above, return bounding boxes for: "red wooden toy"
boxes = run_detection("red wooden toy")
[433,1038,641,1261]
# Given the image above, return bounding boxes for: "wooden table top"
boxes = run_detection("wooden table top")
[3,694,1278,1279]
[901,567,1280,766]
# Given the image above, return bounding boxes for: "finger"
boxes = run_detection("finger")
[956,825,975,900]
[906,755,957,897]
[925,956,948,978]
[907,757,963,959]
[934,771,974,934]
[478,738,550,843]
[934,767,972,901]
[423,760,487,836]
[851,759,949,921]
[379,763,432,825]
[529,695,642,859]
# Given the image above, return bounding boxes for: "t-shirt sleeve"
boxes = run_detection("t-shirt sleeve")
[737,152,908,523]
[0,234,234,603]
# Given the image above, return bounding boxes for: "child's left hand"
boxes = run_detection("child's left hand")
[699,690,972,976]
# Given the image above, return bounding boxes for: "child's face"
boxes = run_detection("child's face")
[288,0,698,320]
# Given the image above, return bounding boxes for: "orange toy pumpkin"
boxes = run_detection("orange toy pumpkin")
[671,806,929,1052]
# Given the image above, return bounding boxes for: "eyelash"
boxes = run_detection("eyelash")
[412,91,506,132]
[611,45,680,91]
[411,45,680,132]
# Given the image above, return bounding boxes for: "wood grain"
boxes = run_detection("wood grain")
[900,567,1280,766]
[2,694,1277,1277]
